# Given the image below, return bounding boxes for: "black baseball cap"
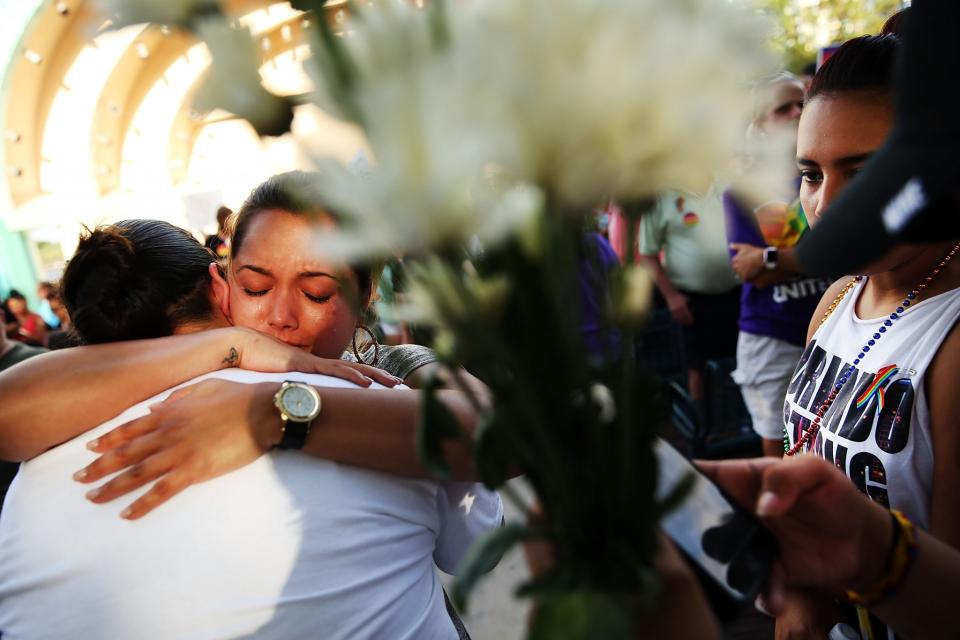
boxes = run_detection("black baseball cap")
[796,0,960,276]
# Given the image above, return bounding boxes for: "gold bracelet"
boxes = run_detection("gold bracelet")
[846,509,917,607]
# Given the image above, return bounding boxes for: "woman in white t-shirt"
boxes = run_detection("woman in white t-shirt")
[778,34,960,639]
[0,176,500,638]
[0,172,489,494]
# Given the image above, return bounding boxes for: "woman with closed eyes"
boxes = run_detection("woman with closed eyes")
[0,175,499,639]
[0,172,490,505]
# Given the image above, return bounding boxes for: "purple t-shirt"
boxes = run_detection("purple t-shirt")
[723,191,832,346]
[579,233,622,358]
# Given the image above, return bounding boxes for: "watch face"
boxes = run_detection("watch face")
[281,385,317,420]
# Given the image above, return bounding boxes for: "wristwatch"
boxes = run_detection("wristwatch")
[762,246,779,270]
[272,381,322,450]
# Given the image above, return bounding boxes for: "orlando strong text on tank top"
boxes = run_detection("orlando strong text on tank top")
[783,278,960,531]
[783,278,960,640]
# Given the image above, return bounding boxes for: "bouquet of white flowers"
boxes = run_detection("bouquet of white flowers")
[100,0,775,636]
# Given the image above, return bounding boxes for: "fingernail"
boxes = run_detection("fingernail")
[85,488,101,501]
[120,508,133,519]
[756,491,777,517]
[73,469,88,481]
[363,376,374,384]
[86,439,99,451]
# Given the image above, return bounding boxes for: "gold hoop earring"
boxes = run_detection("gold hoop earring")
[352,324,380,366]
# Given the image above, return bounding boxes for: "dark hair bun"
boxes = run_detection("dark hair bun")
[62,220,214,344]
[62,226,163,344]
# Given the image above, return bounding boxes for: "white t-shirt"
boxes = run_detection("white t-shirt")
[0,369,503,640]
[783,278,960,532]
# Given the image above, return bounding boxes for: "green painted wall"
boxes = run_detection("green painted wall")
[0,0,44,306]
[0,217,38,304]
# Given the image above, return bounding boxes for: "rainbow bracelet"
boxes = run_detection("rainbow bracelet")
[846,509,917,607]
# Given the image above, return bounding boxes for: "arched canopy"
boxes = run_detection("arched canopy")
[1,0,359,218]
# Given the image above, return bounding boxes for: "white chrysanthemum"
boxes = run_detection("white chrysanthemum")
[194,18,293,136]
[309,158,543,260]
[309,0,774,256]
[382,256,512,329]
[449,0,776,208]
[305,0,538,258]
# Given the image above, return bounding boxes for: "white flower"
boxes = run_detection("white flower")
[305,0,538,258]
[310,157,542,261]
[589,384,617,424]
[194,17,294,137]
[572,383,618,424]
[306,0,774,257]
[383,256,512,327]
[447,0,776,209]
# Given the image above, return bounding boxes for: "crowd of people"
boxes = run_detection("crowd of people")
[1,1,958,639]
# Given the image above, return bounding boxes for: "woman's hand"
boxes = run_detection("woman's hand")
[728,242,766,283]
[228,327,402,388]
[697,455,893,609]
[73,379,286,520]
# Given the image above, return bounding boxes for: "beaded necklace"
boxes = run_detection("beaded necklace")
[784,241,960,456]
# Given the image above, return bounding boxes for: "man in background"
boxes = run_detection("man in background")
[639,186,741,402]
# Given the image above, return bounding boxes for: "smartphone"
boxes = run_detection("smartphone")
[654,438,777,618]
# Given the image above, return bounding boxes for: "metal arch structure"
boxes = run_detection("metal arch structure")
[1,0,352,208]
[2,0,101,207]
[89,24,196,196]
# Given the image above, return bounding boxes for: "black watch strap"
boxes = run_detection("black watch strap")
[277,418,312,450]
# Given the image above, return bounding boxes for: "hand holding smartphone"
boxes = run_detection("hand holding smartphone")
[654,438,777,617]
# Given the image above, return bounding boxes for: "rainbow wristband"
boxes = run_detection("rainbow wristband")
[846,509,917,607]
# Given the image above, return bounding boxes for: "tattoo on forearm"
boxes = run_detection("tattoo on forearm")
[222,347,239,368]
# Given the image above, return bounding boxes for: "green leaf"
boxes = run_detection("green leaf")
[473,413,512,490]
[312,4,362,123]
[452,523,532,611]
[416,375,463,479]
[528,592,632,640]
[428,0,450,49]
[515,565,580,598]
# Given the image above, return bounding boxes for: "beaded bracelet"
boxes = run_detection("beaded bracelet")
[846,510,917,607]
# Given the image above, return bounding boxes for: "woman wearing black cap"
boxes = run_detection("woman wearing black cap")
[779,30,960,640]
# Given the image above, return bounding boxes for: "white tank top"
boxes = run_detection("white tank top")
[782,277,960,531]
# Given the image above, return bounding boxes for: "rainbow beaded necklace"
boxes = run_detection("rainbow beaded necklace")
[785,241,960,456]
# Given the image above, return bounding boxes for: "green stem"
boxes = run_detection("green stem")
[313,4,364,125]
[444,362,485,416]
[428,0,450,49]
[498,479,532,521]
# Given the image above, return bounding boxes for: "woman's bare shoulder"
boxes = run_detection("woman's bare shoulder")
[805,276,858,343]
